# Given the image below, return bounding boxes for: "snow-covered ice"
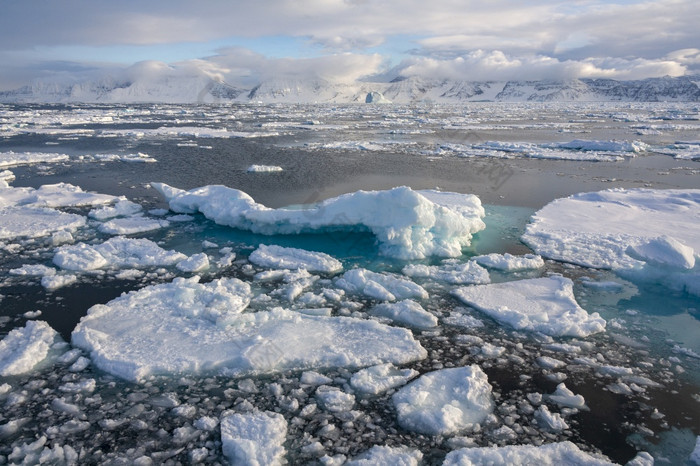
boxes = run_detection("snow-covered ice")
[472,253,545,271]
[392,365,494,435]
[452,276,606,337]
[315,385,355,412]
[336,268,428,301]
[89,199,143,220]
[220,410,287,466]
[350,363,419,395]
[0,151,70,168]
[175,252,210,273]
[345,445,422,465]
[0,207,86,240]
[0,321,62,376]
[153,184,485,259]
[71,277,426,382]
[370,300,438,329]
[402,260,490,285]
[248,244,342,274]
[547,383,588,410]
[53,237,187,272]
[443,441,618,465]
[247,164,283,172]
[98,216,170,235]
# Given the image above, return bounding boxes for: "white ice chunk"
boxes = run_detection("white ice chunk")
[0,151,70,168]
[249,244,342,274]
[472,253,544,271]
[443,441,617,465]
[0,321,62,376]
[535,405,569,431]
[392,365,493,435]
[522,188,700,270]
[41,274,78,291]
[316,385,355,412]
[350,363,419,395]
[371,300,437,329]
[220,410,287,466]
[71,277,426,382]
[452,276,606,337]
[9,264,56,276]
[89,199,143,220]
[152,184,485,260]
[0,182,116,208]
[0,207,85,240]
[336,268,428,302]
[247,164,283,172]
[54,237,187,272]
[402,260,490,284]
[176,253,210,273]
[98,216,170,235]
[345,445,422,465]
[547,383,588,410]
[300,371,333,386]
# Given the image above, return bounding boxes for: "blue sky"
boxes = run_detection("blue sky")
[0,0,698,89]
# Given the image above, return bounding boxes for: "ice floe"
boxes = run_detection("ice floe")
[220,410,287,466]
[472,253,544,271]
[0,321,63,376]
[248,244,342,274]
[0,151,70,168]
[0,182,116,208]
[345,445,422,465]
[153,183,485,259]
[53,236,187,272]
[443,441,619,465]
[370,300,438,329]
[350,363,419,395]
[72,277,426,382]
[452,276,606,337]
[336,268,429,301]
[547,383,588,410]
[247,164,283,172]
[97,216,170,235]
[402,260,490,285]
[392,365,494,435]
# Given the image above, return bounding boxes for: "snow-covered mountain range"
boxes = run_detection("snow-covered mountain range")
[2,74,699,104]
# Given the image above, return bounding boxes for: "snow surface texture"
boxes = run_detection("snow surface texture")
[522,188,700,296]
[392,365,494,435]
[0,321,62,376]
[72,277,426,382]
[336,269,429,302]
[53,237,187,272]
[452,276,606,337]
[248,244,342,274]
[152,183,485,259]
[443,441,618,465]
[220,411,287,466]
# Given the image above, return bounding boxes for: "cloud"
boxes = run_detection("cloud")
[397,50,688,81]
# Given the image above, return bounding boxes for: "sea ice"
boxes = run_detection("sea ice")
[53,237,187,272]
[0,321,62,376]
[0,207,86,240]
[535,405,569,431]
[152,184,485,259]
[71,277,426,382]
[392,365,494,435]
[315,385,355,412]
[443,441,617,465]
[220,410,287,466]
[248,244,343,274]
[690,436,700,465]
[452,276,606,337]
[175,253,210,273]
[247,164,283,172]
[350,363,419,395]
[0,151,70,168]
[345,445,422,465]
[370,300,438,329]
[336,268,429,301]
[472,253,544,271]
[547,383,588,410]
[89,199,143,220]
[0,182,116,208]
[41,274,78,291]
[98,216,170,235]
[522,188,700,270]
[402,260,490,284]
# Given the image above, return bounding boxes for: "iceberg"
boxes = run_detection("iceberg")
[71,277,426,382]
[248,244,342,274]
[392,365,494,435]
[0,321,63,376]
[452,276,606,337]
[220,411,287,466]
[152,183,485,259]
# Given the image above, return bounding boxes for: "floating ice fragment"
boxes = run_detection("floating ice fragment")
[220,410,287,466]
[547,383,587,410]
[89,199,143,220]
[350,363,419,395]
[535,405,569,431]
[472,253,544,271]
[176,253,210,273]
[371,300,437,329]
[247,164,283,172]
[316,385,355,412]
[152,183,485,260]
[402,260,490,284]
[336,268,428,302]
[0,321,62,376]
[452,276,606,337]
[443,441,617,465]
[392,365,493,435]
[98,216,170,235]
[41,274,78,291]
[249,244,342,274]
[0,207,85,240]
[345,445,422,465]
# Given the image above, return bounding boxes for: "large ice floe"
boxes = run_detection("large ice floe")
[71,276,426,382]
[443,441,642,465]
[452,276,606,337]
[220,410,287,466]
[152,183,485,259]
[0,321,63,376]
[522,188,700,295]
[392,365,494,435]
